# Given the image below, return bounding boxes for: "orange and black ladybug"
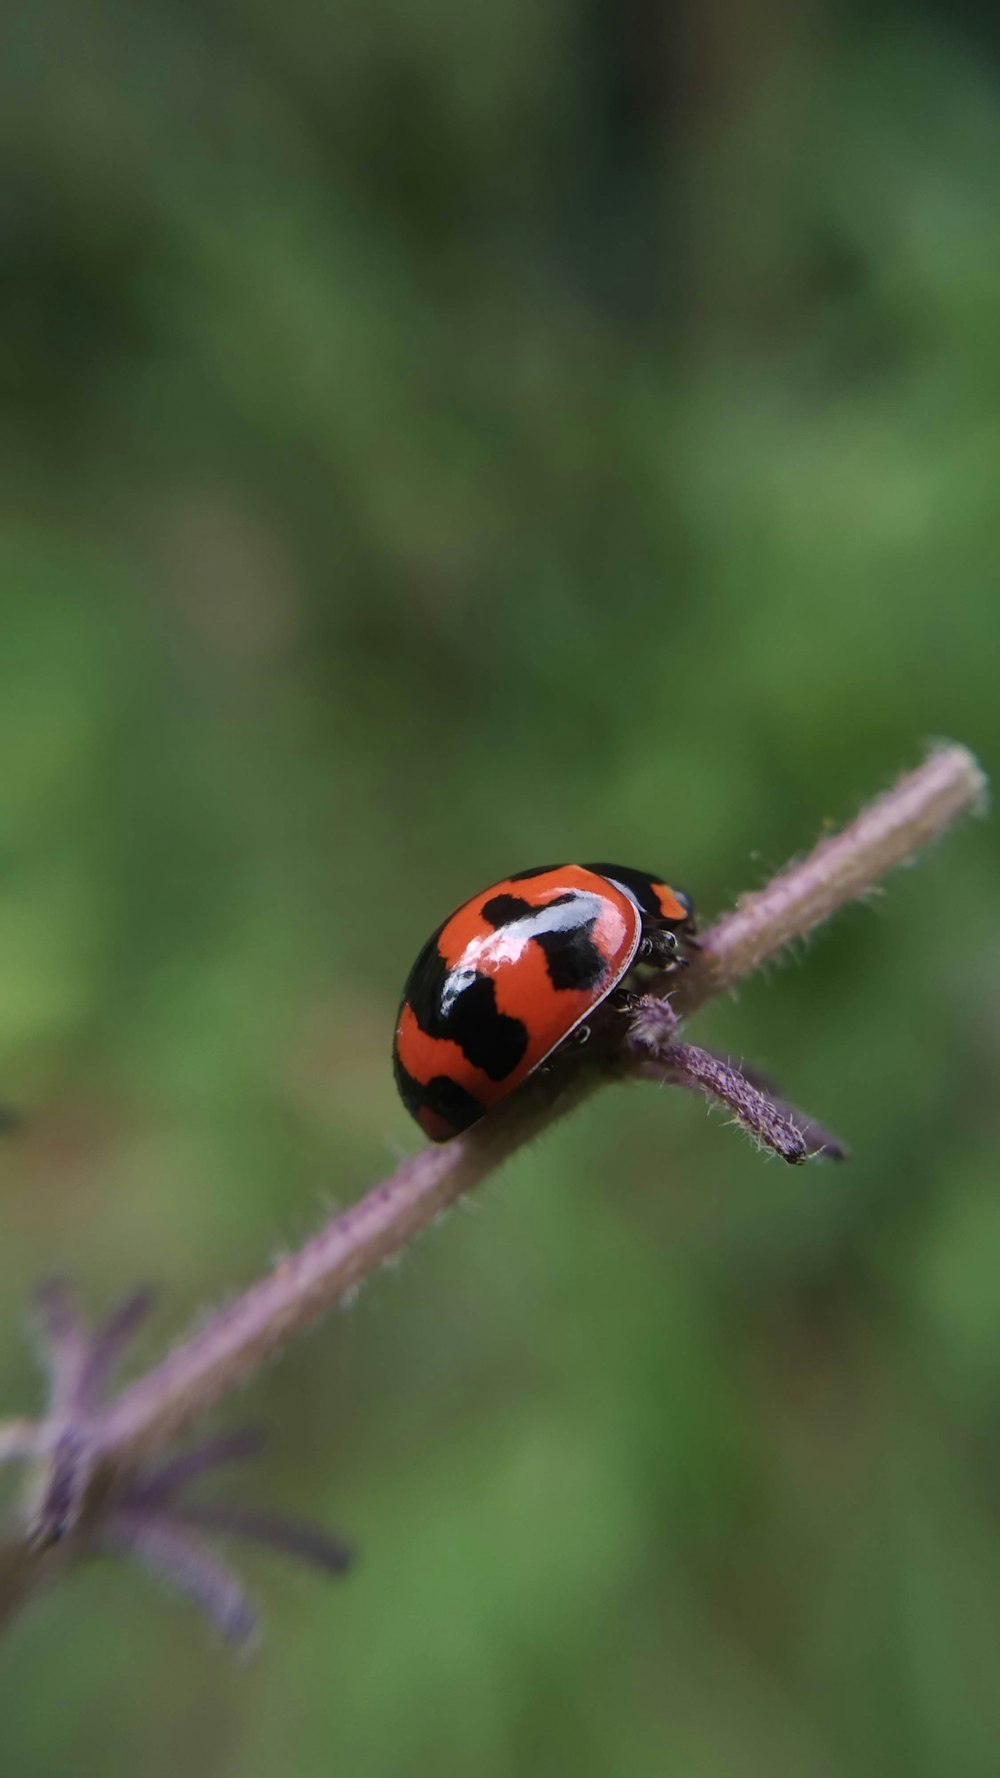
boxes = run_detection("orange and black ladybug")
[393,863,696,1141]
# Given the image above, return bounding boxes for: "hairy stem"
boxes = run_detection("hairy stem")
[94,1070,596,1471]
[89,743,984,1477]
[677,745,987,1006]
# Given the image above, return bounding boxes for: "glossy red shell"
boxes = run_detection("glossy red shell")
[393,863,695,1142]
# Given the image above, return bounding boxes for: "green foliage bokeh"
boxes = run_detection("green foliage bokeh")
[1,3,998,1773]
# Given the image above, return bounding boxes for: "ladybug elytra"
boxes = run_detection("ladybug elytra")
[393,863,697,1141]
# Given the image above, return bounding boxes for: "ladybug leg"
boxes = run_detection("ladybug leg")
[607,987,645,1017]
[534,1020,593,1078]
[636,927,688,971]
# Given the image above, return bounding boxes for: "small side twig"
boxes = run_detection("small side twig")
[624,993,839,1162]
[0,742,986,1640]
[105,1512,260,1647]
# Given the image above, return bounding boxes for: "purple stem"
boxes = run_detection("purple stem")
[0,738,974,1641]
[129,1428,268,1506]
[106,1510,258,1645]
[644,1044,809,1163]
[88,746,984,1475]
[75,1288,157,1414]
[33,1281,88,1415]
[730,1061,848,1160]
[169,1502,354,1575]
[33,1427,92,1544]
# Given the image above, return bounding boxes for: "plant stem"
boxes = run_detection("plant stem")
[678,744,987,1006]
[91,743,985,1476]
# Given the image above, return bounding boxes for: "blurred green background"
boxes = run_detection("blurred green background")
[1,0,998,1772]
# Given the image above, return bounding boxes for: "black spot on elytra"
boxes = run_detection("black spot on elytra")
[402,936,528,1081]
[445,974,529,1079]
[532,920,607,991]
[391,1051,485,1135]
[481,890,576,928]
[421,1074,485,1134]
[484,887,608,992]
[481,893,535,927]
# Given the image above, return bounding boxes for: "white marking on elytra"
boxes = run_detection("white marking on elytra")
[439,889,635,1016]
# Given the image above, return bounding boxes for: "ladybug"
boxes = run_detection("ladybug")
[393,863,696,1141]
